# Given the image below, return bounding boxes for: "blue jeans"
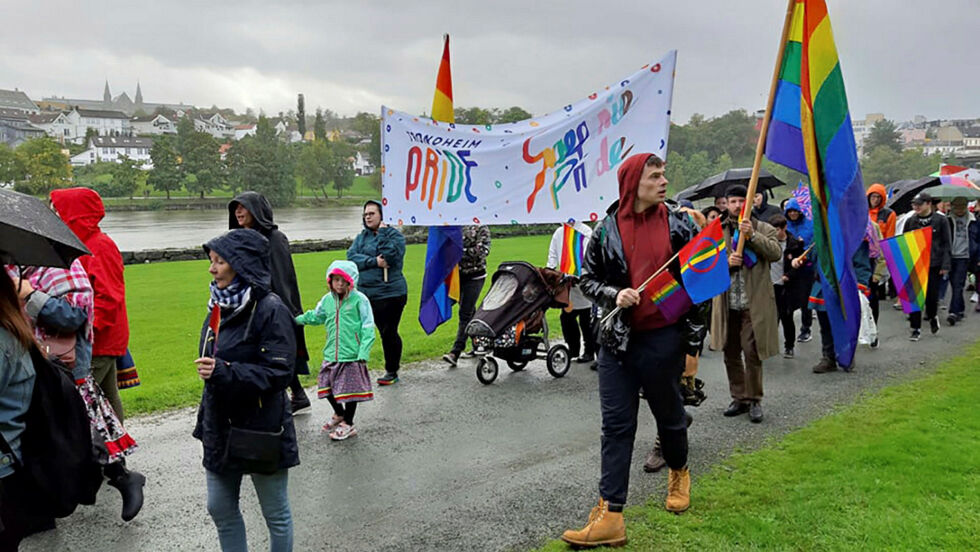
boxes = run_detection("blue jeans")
[206,469,293,552]
[948,258,969,316]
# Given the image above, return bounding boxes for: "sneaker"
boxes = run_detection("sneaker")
[575,353,596,363]
[329,423,358,441]
[946,315,956,327]
[892,302,902,311]
[321,415,344,433]
[930,317,940,335]
[783,348,794,359]
[797,330,812,343]
[870,338,879,349]
[909,329,921,341]
[290,394,312,416]
[971,292,979,303]
[589,362,598,371]
[442,352,459,367]
[461,350,477,358]
[377,372,399,386]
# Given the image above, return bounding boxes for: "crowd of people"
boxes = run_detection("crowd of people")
[0,151,976,550]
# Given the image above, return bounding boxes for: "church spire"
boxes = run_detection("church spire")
[103,79,111,104]
[135,80,143,105]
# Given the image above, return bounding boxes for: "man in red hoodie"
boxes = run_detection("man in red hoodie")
[561,154,707,548]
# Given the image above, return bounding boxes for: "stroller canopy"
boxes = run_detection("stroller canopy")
[466,261,570,338]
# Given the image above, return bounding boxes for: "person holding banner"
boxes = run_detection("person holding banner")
[561,153,706,549]
[902,192,951,340]
[347,200,407,386]
[711,185,781,424]
[194,229,299,551]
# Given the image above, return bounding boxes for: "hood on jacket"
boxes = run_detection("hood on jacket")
[326,259,359,288]
[203,229,272,292]
[362,200,383,229]
[783,198,802,215]
[616,153,658,216]
[229,191,277,234]
[50,187,105,242]
[867,183,887,206]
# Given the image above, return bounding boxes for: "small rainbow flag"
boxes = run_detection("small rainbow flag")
[647,271,693,324]
[559,224,588,276]
[879,227,932,314]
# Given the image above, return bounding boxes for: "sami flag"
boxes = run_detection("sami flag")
[647,271,693,324]
[678,218,730,304]
[559,224,588,276]
[201,304,220,357]
[880,227,931,314]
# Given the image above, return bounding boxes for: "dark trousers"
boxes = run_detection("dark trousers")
[799,271,815,332]
[560,307,596,358]
[817,310,835,360]
[869,281,887,324]
[370,295,407,374]
[910,267,943,330]
[723,309,764,402]
[451,276,486,355]
[948,258,969,316]
[326,396,357,425]
[773,284,796,351]
[598,325,687,505]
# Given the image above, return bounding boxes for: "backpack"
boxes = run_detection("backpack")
[0,347,102,518]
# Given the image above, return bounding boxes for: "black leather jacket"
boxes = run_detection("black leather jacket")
[580,200,709,355]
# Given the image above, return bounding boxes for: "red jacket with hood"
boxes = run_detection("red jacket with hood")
[50,188,130,356]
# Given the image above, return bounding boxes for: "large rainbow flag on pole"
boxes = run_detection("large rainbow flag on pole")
[880,227,932,314]
[762,0,867,367]
[419,34,463,334]
[559,224,588,276]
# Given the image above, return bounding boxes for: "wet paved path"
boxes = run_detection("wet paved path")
[24,307,980,551]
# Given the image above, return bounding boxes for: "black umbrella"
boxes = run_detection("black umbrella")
[885,177,940,214]
[674,168,786,202]
[0,188,90,268]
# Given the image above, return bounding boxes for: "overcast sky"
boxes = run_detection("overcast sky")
[3,0,977,124]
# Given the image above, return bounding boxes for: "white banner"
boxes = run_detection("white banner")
[380,50,677,226]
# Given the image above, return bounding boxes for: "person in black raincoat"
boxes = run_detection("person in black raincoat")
[193,229,299,551]
[228,192,311,415]
[752,192,782,224]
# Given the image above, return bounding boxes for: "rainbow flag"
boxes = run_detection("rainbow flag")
[678,217,730,304]
[559,224,588,276]
[880,227,932,314]
[763,0,867,367]
[647,271,693,324]
[419,34,462,334]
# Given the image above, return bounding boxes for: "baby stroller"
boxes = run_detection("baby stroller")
[465,261,574,385]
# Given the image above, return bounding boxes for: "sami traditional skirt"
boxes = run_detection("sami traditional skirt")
[317,361,374,403]
[76,375,138,464]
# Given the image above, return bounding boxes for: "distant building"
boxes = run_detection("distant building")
[234,123,256,140]
[130,113,177,136]
[962,127,980,150]
[0,88,40,113]
[936,126,965,144]
[195,112,234,138]
[0,108,45,146]
[352,151,374,175]
[70,135,155,168]
[27,111,77,143]
[69,108,131,138]
[43,80,194,117]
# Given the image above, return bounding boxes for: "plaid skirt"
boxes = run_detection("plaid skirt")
[76,375,138,464]
[317,360,374,403]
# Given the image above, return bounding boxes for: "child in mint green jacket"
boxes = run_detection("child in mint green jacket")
[295,260,375,440]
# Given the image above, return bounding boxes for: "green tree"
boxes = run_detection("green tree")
[496,106,532,123]
[453,107,493,125]
[297,94,307,138]
[861,146,940,185]
[864,119,902,153]
[0,143,25,185]
[148,134,182,199]
[181,131,223,199]
[176,115,196,154]
[331,143,355,198]
[14,137,72,195]
[314,109,327,142]
[295,140,332,198]
[112,155,143,199]
[349,112,380,167]
[226,116,295,206]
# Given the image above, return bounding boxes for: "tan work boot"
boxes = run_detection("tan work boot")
[665,467,691,513]
[560,498,626,548]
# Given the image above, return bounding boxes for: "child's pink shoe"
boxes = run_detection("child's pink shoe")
[329,423,358,441]
[321,415,344,433]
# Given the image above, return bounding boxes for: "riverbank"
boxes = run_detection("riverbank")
[102,195,371,211]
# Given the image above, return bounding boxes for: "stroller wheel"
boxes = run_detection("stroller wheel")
[506,360,527,371]
[546,344,571,378]
[476,357,499,385]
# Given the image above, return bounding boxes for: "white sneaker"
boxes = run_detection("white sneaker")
[329,423,358,441]
[971,292,978,303]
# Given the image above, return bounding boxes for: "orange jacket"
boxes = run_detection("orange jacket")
[867,183,896,239]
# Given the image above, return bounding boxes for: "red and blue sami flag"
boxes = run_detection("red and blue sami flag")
[678,218,730,304]
[559,224,588,276]
[647,271,693,324]
[763,0,867,367]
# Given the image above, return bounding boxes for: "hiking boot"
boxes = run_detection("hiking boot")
[643,439,666,473]
[723,400,749,417]
[329,423,358,441]
[442,352,459,367]
[812,357,837,374]
[665,467,691,513]
[290,393,312,416]
[909,329,921,342]
[797,330,812,343]
[377,372,399,386]
[783,348,794,359]
[107,467,146,522]
[749,402,764,423]
[930,317,940,335]
[560,498,626,548]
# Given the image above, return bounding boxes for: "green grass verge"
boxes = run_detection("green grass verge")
[122,234,556,415]
[538,344,980,551]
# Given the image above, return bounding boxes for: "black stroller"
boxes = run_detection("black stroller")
[465,261,574,384]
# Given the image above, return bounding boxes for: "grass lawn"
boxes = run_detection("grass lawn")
[122,234,557,415]
[537,344,980,551]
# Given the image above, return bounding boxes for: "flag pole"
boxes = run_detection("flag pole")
[599,249,682,325]
[736,0,798,256]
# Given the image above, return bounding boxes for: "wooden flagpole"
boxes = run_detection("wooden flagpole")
[736,0,798,256]
[599,249,682,325]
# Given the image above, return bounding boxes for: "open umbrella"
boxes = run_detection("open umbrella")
[0,188,90,268]
[674,168,786,202]
[886,176,978,213]
[921,184,980,201]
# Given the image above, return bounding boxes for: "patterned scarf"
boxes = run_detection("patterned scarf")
[208,275,251,315]
[6,261,95,342]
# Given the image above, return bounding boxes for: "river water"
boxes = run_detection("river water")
[100,206,366,251]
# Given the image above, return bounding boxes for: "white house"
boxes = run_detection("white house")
[234,123,256,140]
[70,135,155,168]
[130,113,176,135]
[963,127,980,150]
[27,111,80,144]
[195,112,234,138]
[352,151,374,175]
[0,89,40,113]
[67,108,131,138]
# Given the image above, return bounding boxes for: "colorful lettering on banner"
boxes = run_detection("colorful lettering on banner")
[381,50,677,226]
